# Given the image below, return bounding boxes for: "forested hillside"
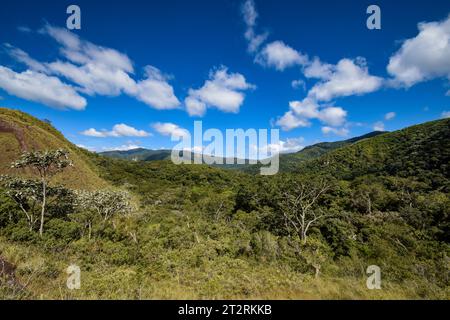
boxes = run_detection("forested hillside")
[98,131,386,173]
[0,109,448,299]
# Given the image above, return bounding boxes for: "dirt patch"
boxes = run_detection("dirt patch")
[0,119,28,151]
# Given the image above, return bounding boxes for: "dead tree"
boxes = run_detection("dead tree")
[280,179,330,244]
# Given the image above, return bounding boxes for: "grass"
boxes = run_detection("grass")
[0,107,107,190]
[1,237,447,300]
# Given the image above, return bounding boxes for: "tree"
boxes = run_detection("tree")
[74,190,131,239]
[279,179,330,243]
[10,149,72,236]
[0,176,71,232]
[69,209,96,240]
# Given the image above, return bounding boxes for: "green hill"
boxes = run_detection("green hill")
[0,109,448,300]
[100,148,172,161]
[299,118,450,191]
[278,131,385,171]
[0,107,107,189]
[99,131,386,174]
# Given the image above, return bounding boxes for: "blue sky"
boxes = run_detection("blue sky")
[0,0,449,153]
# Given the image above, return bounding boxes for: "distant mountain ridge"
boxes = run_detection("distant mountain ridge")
[100,148,172,161]
[99,131,387,172]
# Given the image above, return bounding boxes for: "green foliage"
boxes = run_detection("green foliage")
[11,149,72,176]
[0,114,449,299]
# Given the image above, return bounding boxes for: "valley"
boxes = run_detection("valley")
[0,107,449,299]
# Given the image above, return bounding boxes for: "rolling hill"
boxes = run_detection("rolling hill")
[0,108,448,300]
[299,118,450,190]
[99,131,387,173]
[0,107,107,189]
[100,148,172,161]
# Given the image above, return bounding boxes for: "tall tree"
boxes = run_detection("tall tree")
[10,149,72,236]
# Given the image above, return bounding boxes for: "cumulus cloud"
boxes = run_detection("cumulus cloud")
[321,126,349,137]
[373,121,385,131]
[307,58,383,101]
[241,2,307,71]
[256,41,308,71]
[275,57,381,131]
[257,136,305,155]
[102,143,142,152]
[303,57,334,80]
[318,106,347,127]
[387,15,450,88]
[385,112,396,120]
[241,0,268,53]
[81,124,150,137]
[4,24,180,110]
[42,25,138,97]
[130,66,181,110]
[276,111,311,131]
[184,66,254,116]
[239,0,385,135]
[291,79,306,90]
[0,66,86,110]
[442,110,450,118]
[152,122,190,138]
[277,98,347,131]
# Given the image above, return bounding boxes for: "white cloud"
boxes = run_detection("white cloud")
[276,110,311,131]
[81,124,150,137]
[81,128,107,137]
[185,66,254,116]
[303,58,333,80]
[308,58,383,102]
[442,110,450,118]
[277,137,305,153]
[385,112,396,120]
[373,121,385,131]
[102,143,141,152]
[277,98,347,131]
[289,98,320,119]
[321,126,349,137]
[291,79,306,90]
[242,0,268,53]
[76,144,97,152]
[258,136,305,155]
[256,41,308,71]
[4,44,47,72]
[43,25,133,72]
[446,90,450,96]
[152,122,190,138]
[43,25,136,96]
[318,106,347,127]
[275,58,380,131]
[6,25,180,110]
[239,2,383,135]
[185,97,207,117]
[0,66,86,110]
[387,15,450,88]
[130,66,180,110]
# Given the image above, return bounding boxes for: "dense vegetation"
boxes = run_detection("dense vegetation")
[99,131,386,173]
[0,109,449,299]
